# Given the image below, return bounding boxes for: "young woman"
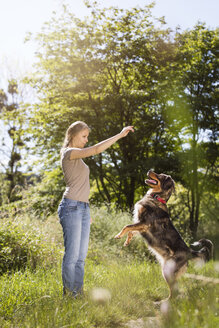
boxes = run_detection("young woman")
[58,121,134,297]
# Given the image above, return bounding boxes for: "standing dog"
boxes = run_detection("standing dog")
[115,170,213,300]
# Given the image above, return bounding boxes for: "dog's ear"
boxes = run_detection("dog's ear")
[163,176,175,201]
[163,176,174,190]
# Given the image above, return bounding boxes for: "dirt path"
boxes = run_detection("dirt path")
[124,317,161,328]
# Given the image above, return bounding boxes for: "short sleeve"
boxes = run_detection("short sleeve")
[61,148,73,161]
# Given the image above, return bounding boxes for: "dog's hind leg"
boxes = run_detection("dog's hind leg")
[114,222,149,240]
[162,259,187,300]
[162,259,178,300]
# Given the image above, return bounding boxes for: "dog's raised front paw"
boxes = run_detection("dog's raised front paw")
[114,233,121,239]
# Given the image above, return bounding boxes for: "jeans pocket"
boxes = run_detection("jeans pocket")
[59,204,78,222]
[58,203,70,222]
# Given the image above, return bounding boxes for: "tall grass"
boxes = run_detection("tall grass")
[0,206,218,328]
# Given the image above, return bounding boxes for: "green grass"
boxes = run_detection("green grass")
[0,206,218,328]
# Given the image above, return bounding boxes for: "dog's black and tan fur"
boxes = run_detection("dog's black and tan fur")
[115,170,213,300]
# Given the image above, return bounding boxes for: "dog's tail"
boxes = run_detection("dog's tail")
[190,239,214,262]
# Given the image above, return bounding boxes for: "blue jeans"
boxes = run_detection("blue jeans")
[58,198,90,295]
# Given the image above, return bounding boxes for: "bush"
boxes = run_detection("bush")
[89,206,152,262]
[0,168,65,221]
[0,219,57,275]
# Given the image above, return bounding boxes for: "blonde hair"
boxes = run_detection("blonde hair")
[61,121,90,151]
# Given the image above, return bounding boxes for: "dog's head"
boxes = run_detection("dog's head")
[145,170,175,201]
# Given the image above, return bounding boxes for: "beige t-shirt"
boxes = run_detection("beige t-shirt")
[61,148,90,203]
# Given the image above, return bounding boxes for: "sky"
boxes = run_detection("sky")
[0,0,218,74]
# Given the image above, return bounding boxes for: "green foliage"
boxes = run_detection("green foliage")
[0,79,29,203]
[20,168,65,218]
[27,2,181,209]
[165,23,219,237]
[0,173,11,206]
[0,218,58,275]
[89,205,152,262]
[0,168,65,219]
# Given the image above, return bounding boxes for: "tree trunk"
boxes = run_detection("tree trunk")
[189,123,200,239]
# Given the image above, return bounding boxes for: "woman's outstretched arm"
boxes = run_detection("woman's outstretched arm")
[69,126,134,160]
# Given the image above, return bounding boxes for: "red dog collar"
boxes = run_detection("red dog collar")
[151,193,166,204]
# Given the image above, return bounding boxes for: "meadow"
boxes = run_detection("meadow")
[0,206,218,328]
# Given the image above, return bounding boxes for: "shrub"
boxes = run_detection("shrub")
[89,206,152,262]
[0,168,65,221]
[0,219,57,275]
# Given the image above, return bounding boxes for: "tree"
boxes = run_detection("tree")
[27,2,180,209]
[0,79,27,203]
[165,24,219,238]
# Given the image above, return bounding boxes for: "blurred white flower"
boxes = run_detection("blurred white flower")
[90,287,111,305]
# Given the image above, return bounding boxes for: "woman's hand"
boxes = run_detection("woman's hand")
[120,126,134,137]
